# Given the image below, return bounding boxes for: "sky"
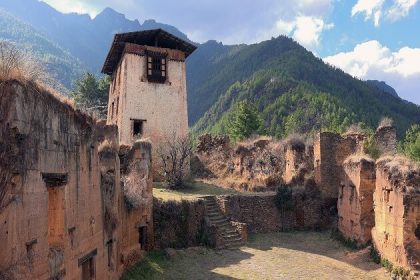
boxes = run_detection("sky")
[43,0,420,105]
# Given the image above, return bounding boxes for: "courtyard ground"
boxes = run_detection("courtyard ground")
[121,231,388,280]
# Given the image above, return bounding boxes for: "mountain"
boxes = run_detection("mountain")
[0,8,87,90]
[366,80,399,98]
[188,37,420,137]
[0,0,191,73]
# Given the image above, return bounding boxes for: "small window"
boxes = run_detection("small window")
[111,102,114,118]
[132,119,145,137]
[146,52,167,83]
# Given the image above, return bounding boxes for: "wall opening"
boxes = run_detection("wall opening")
[106,239,113,268]
[132,119,146,137]
[138,225,147,249]
[415,223,420,240]
[78,249,97,280]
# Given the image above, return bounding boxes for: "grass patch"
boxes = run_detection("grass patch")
[330,229,361,250]
[153,180,239,201]
[120,251,168,280]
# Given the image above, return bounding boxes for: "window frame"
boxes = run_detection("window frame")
[146,51,167,83]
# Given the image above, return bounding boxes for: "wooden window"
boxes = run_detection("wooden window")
[146,52,167,83]
[79,249,97,280]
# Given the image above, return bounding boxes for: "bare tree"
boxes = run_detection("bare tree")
[157,134,193,189]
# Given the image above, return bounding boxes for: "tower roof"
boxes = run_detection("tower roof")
[101,29,197,75]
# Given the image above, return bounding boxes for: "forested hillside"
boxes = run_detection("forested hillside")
[0,8,87,90]
[189,36,420,138]
[0,0,190,73]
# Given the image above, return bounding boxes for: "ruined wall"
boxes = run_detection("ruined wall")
[374,126,397,154]
[153,199,207,249]
[194,135,284,192]
[214,193,323,233]
[314,132,359,200]
[283,143,313,185]
[0,81,154,279]
[97,121,121,279]
[371,157,420,271]
[107,45,189,147]
[338,157,376,245]
[0,81,107,279]
[118,140,154,269]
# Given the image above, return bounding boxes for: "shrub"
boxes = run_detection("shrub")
[274,184,294,211]
[157,134,193,189]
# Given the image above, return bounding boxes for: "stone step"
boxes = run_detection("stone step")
[208,217,228,224]
[206,211,222,216]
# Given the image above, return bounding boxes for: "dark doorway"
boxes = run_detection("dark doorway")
[138,226,147,249]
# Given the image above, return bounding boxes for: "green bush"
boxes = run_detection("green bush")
[400,124,420,162]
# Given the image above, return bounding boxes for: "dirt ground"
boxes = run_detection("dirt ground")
[123,231,388,280]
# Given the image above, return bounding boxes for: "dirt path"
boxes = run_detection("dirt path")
[126,232,388,280]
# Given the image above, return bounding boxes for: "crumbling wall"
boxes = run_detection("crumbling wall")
[118,140,153,269]
[374,126,397,154]
[338,157,376,245]
[283,141,313,185]
[153,198,207,249]
[372,156,420,270]
[214,192,323,233]
[314,132,359,200]
[194,135,285,191]
[0,80,108,279]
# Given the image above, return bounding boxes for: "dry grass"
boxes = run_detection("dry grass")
[377,155,419,176]
[377,117,393,130]
[344,123,367,135]
[344,153,374,165]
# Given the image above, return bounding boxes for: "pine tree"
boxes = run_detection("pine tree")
[227,101,262,141]
[70,73,110,117]
[401,124,420,162]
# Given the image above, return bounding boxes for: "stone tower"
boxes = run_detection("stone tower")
[102,29,196,146]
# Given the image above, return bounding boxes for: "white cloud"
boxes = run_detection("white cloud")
[351,0,418,26]
[276,16,333,49]
[324,41,420,104]
[387,0,419,21]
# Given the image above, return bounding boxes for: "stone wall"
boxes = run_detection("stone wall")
[371,157,420,271]
[118,140,154,269]
[0,81,107,279]
[214,193,323,233]
[374,126,397,154]
[194,135,284,191]
[153,199,207,249]
[0,81,154,279]
[314,132,359,200]
[338,157,376,245]
[283,142,313,185]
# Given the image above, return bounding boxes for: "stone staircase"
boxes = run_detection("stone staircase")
[203,196,244,249]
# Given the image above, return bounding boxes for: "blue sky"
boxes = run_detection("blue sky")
[43,0,420,105]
